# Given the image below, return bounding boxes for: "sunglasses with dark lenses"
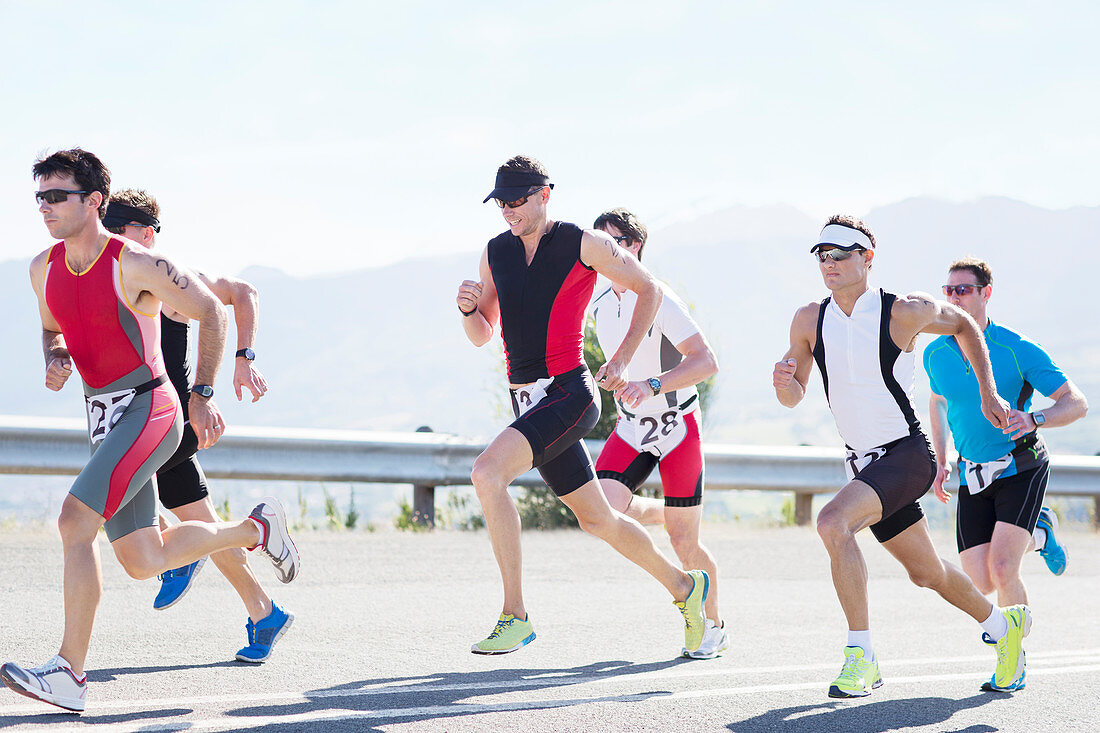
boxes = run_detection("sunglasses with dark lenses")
[494,187,546,209]
[36,189,90,204]
[814,247,864,262]
[610,235,631,245]
[942,284,983,296]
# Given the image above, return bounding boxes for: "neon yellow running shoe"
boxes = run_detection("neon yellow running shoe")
[471,613,536,655]
[992,605,1032,689]
[828,646,883,698]
[673,570,709,652]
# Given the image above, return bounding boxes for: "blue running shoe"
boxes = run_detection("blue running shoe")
[1035,507,1067,576]
[153,557,207,610]
[235,604,294,663]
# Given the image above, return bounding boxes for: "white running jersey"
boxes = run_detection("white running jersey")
[591,281,702,416]
[812,288,922,453]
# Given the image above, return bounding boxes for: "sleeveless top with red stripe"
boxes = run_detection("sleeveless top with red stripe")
[487,221,597,383]
[43,238,166,391]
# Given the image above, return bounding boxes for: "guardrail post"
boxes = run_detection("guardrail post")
[794,492,813,526]
[413,426,436,527]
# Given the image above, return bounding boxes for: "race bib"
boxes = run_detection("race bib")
[617,406,689,456]
[961,454,1014,495]
[511,378,552,418]
[844,446,888,482]
[85,387,137,445]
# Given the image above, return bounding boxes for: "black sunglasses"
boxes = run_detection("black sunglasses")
[814,247,864,262]
[611,235,631,245]
[942,284,983,296]
[494,187,546,209]
[36,189,90,204]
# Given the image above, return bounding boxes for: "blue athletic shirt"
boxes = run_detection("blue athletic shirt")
[923,320,1066,481]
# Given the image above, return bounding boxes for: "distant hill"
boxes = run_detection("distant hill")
[1,197,1095,455]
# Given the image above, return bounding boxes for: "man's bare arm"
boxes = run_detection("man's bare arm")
[457,247,499,348]
[580,229,661,391]
[29,251,73,391]
[896,293,1009,429]
[122,246,228,447]
[928,392,953,502]
[197,272,268,402]
[773,303,818,408]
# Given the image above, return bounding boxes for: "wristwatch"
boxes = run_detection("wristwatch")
[191,384,214,398]
[235,347,256,361]
[647,377,662,396]
[1031,411,1046,427]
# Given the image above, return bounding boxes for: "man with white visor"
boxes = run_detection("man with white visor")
[772,215,1030,697]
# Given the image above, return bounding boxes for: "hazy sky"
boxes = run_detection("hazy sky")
[1,2,1096,275]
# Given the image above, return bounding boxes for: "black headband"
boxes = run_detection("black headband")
[103,202,161,232]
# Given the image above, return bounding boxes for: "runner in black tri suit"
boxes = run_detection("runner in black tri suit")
[103,190,291,663]
[772,214,1029,698]
[456,155,709,656]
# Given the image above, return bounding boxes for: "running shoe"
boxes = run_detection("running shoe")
[682,619,729,659]
[248,497,300,583]
[828,646,882,698]
[983,656,1027,692]
[1035,507,1067,576]
[673,569,709,653]
[153,557,207,610]
[991,605,1032,690]
[235,603,294,663]
[471,614,536,654]
[0,655,87,712]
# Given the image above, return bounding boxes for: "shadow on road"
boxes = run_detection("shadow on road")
[88,659,242,682]
[0,706,193,728]
[225,657,691,730]
[727,694,1003,732]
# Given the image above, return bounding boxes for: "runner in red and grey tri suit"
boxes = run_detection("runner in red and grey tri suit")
[44,236,183,540]
[1,149,298,714]
[590,207,726,659]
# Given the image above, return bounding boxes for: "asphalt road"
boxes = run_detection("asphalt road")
[0,521,1097,732]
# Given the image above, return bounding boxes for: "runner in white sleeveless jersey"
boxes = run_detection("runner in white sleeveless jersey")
[772,215,1030,697]
[589,208,725,659]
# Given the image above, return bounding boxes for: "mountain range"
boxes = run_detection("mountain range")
[1,197,1095,455]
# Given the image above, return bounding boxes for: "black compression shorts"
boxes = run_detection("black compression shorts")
[509,366,600,496]
[851,432,937,543]
[956,463,1048,552]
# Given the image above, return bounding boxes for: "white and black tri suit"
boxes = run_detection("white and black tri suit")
[812,288,936,542]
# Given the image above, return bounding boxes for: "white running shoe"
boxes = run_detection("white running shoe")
[683,619,730,659]
[248,497,300,583]
[0,655,87,712]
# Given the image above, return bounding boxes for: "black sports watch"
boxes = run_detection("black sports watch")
[191,384,214,398]
[236,347,256,361]
[647,377,662,396]
[1031,411,1046,427]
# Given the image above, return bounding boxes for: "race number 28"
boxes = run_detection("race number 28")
[639,410,679,445]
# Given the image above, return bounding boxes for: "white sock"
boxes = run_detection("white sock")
[980,606,1009,642]
[847,630,873,659]
[1033,526,1047,552]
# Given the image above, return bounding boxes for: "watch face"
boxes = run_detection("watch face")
[239,348,256,360]
[193,385,213,398]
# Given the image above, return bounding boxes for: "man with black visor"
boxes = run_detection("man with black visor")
[104,191,289,664]
[456,155,709,656]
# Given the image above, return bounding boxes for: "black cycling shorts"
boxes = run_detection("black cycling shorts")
[509,366,601,496]
[157,452,209,510]
[956,463,1048,552]
[851,433,936,543]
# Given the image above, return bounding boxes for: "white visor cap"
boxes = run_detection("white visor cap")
[811,223,874,252]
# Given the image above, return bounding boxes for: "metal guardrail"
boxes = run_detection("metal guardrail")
[1,416,1097,526]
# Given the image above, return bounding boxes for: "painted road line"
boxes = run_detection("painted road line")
[2,650,1099,716]
[10,662,1098,733]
